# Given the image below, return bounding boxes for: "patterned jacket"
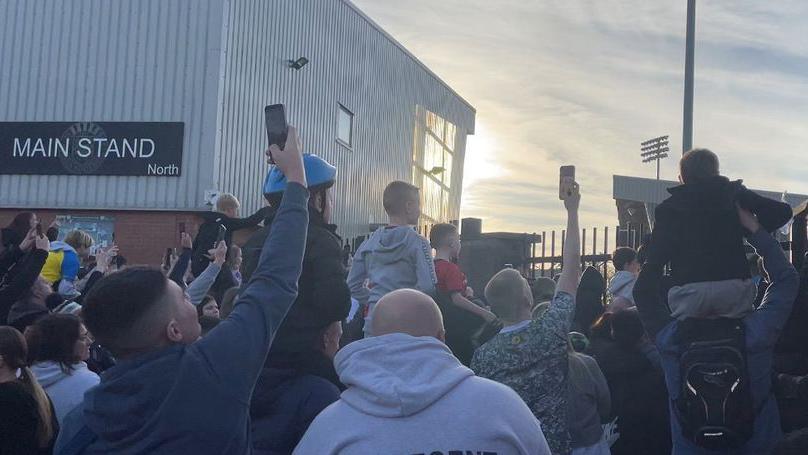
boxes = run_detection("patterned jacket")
[471,291,575,455]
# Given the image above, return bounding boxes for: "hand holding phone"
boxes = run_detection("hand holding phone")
[265,104,288,164]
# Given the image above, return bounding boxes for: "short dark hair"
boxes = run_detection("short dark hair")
[198,295,218,317]
[612,247,637,271]
[383,181,419,216]
[26,313,82,373]
[82,267,170,356]
[680,148,719,184]
[429,223,457,249]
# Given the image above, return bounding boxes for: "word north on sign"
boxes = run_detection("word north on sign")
[0,122,184,176]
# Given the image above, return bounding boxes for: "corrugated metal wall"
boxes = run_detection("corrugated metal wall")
[215,0,476,240]
[0,0,475,241]
[0,0,224,210]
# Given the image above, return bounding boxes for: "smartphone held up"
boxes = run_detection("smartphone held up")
[264,104,288,164]
[559,165,576,200]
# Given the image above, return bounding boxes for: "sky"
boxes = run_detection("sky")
[352,0,808,232]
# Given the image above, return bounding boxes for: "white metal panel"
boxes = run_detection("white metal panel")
[215,0,476,240]
[0,0,225,210]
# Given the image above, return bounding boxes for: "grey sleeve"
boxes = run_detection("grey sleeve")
[347,242,369,307]
[413,236,437,295]
[187,263,222,306]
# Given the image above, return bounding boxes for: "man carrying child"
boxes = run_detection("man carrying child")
[635,148,799,454]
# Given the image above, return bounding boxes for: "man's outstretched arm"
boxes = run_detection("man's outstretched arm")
[195,126,309,399]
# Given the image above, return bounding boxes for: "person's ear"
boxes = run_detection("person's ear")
[436,328,446,343]
[166,319,184,343]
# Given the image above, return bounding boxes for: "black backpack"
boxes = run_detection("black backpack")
[675,318,755,450]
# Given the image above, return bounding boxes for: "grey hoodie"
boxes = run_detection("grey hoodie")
[31,360,99,426]
[293,333,551,455]
[347,226,437,335]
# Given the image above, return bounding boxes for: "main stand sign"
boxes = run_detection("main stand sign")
[0,122,184,176]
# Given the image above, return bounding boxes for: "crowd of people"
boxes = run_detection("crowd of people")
[1,128,808,455]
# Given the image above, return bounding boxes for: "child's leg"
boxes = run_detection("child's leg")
[668,279,757,319]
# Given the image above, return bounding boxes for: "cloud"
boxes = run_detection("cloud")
[352,0,808,232]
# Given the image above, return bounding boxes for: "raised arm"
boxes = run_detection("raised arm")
[556,179,581,296]
[194,126,308,401]
[187,241,226,306]
[0,236,49,323]
[742,206,799,346]
[168,233,193,287]
[222,206,273,232]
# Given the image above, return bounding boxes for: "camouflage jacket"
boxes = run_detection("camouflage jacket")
[471,291,575,455]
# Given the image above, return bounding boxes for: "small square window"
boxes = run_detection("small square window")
[338,104,354,146]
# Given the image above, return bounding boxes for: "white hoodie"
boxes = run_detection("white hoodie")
[607,270,637,309]
[294,333,550,455]
[31,360,99,425]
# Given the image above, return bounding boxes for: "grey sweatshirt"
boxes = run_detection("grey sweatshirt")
[293,333,550,455]
[347,226,437,335]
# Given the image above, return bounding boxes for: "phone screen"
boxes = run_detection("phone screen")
[265,104,288,162]
[559,165,576,200]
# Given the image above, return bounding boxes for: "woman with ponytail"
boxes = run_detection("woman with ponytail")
[0,325,57,454]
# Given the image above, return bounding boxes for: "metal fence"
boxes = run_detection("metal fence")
[528,222,648,281]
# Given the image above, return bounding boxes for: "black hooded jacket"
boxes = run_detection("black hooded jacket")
[191,207,272,277]
[242,206,351,357]
[647,176,792,286]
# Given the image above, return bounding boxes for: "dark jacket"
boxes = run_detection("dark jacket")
[648,176,792,286]
[250,352,340,455]
[635,229,800,454]
[242,206,351,358]
[573,266,606,335]
[0,380,58,455]
[587,335,671,455]
[191,207,271,277]
[0,246,48,324]
[55,183,310,455]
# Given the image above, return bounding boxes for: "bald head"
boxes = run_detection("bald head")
[371,289,445,340]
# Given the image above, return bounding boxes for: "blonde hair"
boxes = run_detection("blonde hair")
[215,193,240,213]
[485,268,530,320]
[64,230,93,250]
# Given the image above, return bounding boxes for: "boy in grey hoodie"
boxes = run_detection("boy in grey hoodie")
[294,289,550,455]
[348,181,437,336]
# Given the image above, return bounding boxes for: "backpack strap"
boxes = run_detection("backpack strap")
[59,425,98,455]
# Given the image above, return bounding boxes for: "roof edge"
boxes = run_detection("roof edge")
[342,0,477,117]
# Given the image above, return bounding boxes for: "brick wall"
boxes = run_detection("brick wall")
[0,209,204,266]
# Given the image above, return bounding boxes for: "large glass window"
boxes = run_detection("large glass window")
[337,104,353,146]
[412,106,457,226]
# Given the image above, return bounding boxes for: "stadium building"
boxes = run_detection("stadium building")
[0,0,475,264]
